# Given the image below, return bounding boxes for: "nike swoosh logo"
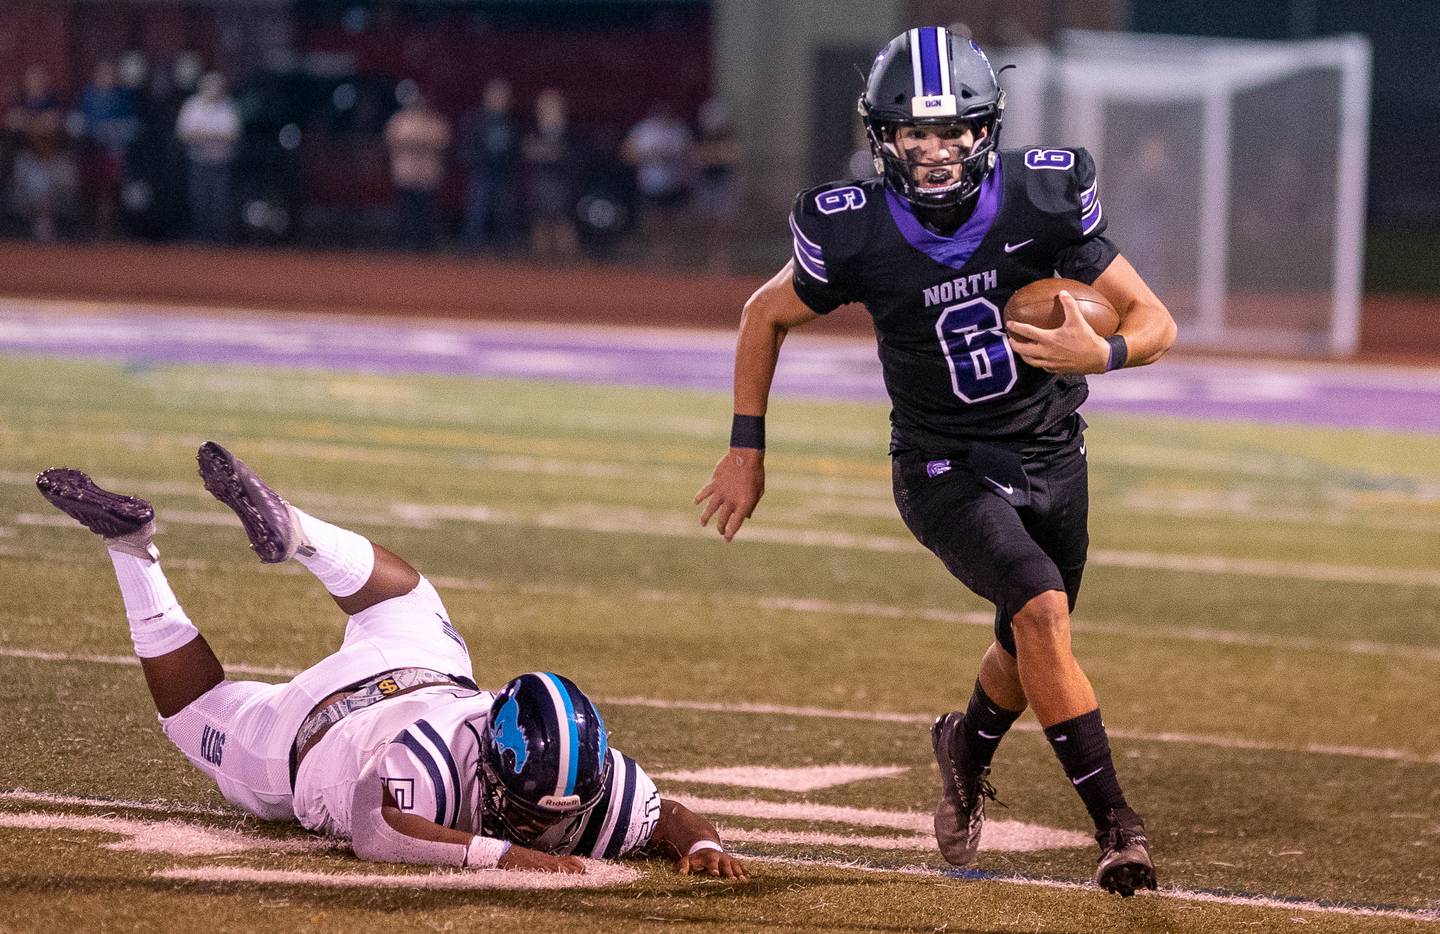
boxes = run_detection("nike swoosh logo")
[977,730,1001,739]
[1003,238,1034,253]
[1079,443,1086,456]
[983,477,1014,495]
[1072,766,1105,785]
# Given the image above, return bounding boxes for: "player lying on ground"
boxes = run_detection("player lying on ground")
[37,442,747,878]
[695,27,1176,896]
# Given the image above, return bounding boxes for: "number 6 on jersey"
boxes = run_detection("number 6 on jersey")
[935,297,1018,403]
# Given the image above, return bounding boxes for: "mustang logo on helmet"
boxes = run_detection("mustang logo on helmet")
[492,695,529,774]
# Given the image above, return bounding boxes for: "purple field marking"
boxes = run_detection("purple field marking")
[3,301,1440,433]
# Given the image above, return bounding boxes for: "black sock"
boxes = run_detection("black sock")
[962,680,1022,770]
[1043,708,1128,830]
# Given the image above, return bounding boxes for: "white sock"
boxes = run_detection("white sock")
[109,549,201,658]
[292,508,375,597]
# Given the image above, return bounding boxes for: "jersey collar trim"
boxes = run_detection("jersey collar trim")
[884,157,1002,269]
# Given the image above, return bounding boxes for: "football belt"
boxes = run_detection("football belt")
[290,667,475,784]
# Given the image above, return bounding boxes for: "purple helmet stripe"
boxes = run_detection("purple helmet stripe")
[918,27,942,96]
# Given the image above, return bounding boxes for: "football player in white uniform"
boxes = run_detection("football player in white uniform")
[37,442,748,879]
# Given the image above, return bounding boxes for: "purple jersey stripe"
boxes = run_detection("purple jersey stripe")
[793,239,829,283]
[789,216,824,262]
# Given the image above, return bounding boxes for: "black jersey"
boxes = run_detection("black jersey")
[789,147,1119,454]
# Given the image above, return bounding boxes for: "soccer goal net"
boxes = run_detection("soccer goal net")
[995,30,1371,356]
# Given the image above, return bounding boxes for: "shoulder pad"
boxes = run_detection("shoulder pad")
[379,719,470,829]
[1010,147,1100,221]
[565,749,661,859]
[791,178,883,270]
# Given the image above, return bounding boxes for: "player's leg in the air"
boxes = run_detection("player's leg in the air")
[36,468,224,717]
[36,466,301,818]
[196,440,419,614]
[195,441,473,680]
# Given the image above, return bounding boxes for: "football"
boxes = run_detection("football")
[1003,278,1119,337]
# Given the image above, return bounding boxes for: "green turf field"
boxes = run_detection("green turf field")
[2,353,1437,932]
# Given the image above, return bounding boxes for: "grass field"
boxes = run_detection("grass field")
[2,347,1438,933]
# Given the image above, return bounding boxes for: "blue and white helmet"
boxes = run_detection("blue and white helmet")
[859,26,1005,209]
[479,672,612,847]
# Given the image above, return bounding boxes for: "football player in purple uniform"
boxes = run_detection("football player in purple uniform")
[39,442,747,880]
[695,27,1175,896]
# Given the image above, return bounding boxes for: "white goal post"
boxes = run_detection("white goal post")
[995,31,1372,357]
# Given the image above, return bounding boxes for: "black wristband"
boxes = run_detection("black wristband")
[730,414,765,450]
[1105,334,1129,372]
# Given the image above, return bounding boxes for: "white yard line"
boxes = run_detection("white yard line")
[3,537,1439,663]
[0,811,331,856]
[741,853,1440,924]
[2,647,1436,764]
[153,863,640,889]
[20,489,1440,587]
[1,788,237,818]
[653,764,908,792]
[674,796,1092,852]
[4,785,1435,921]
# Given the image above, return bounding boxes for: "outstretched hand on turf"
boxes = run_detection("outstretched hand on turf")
[694,447,765,542]
[1006,290,1111,375]
[498,844,586,874]
[678,848,750,881]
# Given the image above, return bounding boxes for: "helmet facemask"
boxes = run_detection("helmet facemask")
[857,27,1007,211]
[476,672,614,851]
[863,102,1002,210]
[478,747,610,849]
[475,754,604,846]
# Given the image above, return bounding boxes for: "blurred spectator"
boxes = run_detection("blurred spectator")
[6,64,77,242]
[175,71,241,243]
[1122,133,1187,293]
[384,88,451,251]
[522,88,578,262]
[122,54,190,240]
[693,98,739,273]
[622,102,694,266]
[572,122,634,261]
[847,117,879,179]
[79,60,138,239]
[458,78,521,251]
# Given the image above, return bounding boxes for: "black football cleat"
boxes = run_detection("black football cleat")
[36,467,158,560]
[1095,807,1158,897]
[197,441,310,563]
[932,711,1000,866]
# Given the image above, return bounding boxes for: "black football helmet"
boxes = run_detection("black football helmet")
[859,27,1005,209]
[479,672,612,849]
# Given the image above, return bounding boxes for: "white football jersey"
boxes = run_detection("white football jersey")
[292,685,660,859]
[293,684,492,837]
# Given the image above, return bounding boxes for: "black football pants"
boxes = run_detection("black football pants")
[891,424,1089,657]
